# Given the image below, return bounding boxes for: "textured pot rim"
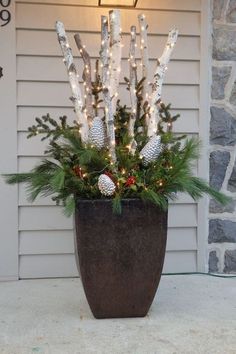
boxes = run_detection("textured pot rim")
[75,198,142,203]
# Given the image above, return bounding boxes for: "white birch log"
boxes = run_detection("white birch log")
[138,14,149,107]
[147,28,178,137]
[55,21,89,143]
[109,10,122,115]
[74,33,94,126]
[128,25,137,154]
[100,15,116,163]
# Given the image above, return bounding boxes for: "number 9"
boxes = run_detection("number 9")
[0,0,11,7]
[0,10,11,26]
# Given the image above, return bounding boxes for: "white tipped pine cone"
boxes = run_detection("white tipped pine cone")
[140,135,162,165]
[89,116,105,149]
[98,174,116,196]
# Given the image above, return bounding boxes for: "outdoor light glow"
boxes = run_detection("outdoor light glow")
[98,0,138,7]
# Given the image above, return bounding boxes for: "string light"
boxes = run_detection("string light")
[141,26,145,31]
[121,169,126,175]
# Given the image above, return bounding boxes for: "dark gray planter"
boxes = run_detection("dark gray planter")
[74,199,168,319]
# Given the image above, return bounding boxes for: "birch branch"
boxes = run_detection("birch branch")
[138,14,149,108]
[100,15,116,163]
[55,21,89,143]
[147,28,178,137]
[128,25,137,154]
[74,33,94,126]
[109,9,122,115]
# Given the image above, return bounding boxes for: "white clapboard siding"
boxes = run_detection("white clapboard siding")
[16,4,200,35]
[16,30,200,60]
[15,0,203,278]
[16,0,201,12]
[19,254,78,278]
[17,57,200,85]
[17,82,199,108]
[163,251,197,273]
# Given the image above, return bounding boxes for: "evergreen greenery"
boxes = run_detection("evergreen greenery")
[4,100,231,216]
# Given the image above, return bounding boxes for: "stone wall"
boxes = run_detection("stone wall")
[209,0,236,273]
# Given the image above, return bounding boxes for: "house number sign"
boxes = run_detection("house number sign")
[0,0,11,27]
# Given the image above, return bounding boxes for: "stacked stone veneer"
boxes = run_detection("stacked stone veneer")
[209,0,236,273]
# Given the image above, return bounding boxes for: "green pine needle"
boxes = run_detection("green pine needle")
[112,194,122,215]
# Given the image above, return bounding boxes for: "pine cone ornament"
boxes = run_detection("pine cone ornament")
[140,135,162,165]
[89,116,105,149]
[98,174,116,196]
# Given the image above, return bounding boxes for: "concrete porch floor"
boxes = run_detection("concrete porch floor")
[0,275,235,354]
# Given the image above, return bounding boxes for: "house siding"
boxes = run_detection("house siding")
[0,0,207,279]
